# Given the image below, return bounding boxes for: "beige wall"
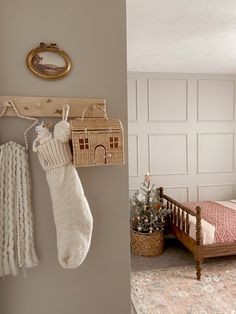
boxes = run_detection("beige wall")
[0,1,130,314]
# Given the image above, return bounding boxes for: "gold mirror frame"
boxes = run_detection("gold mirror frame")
[27,43,72,80]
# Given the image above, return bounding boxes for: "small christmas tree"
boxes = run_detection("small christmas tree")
[130,173,171,234]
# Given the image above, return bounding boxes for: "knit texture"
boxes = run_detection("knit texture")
[35,120,93,268]
[185,201,236,244]
[46,164,93,268]
[0,141,38,277]
[37,139,72,171]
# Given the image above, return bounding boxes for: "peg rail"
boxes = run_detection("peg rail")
[0,96,106,118]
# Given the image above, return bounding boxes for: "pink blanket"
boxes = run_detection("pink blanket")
[184,201,236,244]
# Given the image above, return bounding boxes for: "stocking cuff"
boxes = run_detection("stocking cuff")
[37,139,72,171]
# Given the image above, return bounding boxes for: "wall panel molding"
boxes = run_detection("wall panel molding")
[128,72,236,202]
[197,132,234,174]
[128,78,138,122]
[147,78,188,122]
[197,184,234,201]
[148,133,188,176]
[164,186,189,202]
[128,134,139,177]
[197,79,234,122]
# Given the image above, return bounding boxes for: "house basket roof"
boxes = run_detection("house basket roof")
[71,118,123,131]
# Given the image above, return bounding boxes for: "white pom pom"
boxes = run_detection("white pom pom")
[54,121,71,142]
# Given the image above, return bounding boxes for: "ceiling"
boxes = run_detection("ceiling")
[127,0,236,73]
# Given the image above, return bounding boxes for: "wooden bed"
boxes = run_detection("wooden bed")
[159,187,236,280]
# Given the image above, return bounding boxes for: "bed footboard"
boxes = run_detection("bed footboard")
[159,187,203,280]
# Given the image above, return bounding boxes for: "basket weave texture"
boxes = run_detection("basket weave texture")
[70,113,124,167]
[131,230,164,257]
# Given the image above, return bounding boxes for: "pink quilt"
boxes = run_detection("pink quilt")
[184,201,236,244]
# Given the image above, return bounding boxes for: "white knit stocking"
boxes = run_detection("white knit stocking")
[46,163,93,268]
[34,108,93,269]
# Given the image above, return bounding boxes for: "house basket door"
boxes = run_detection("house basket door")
[94,145,107,164]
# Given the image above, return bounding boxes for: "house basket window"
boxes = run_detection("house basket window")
[79,138,89,150]
[110,137,118,148]
[70,104,124,167]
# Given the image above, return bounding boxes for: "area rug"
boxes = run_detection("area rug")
[131,260,236,314]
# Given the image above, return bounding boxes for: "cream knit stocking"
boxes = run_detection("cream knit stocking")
[34,117,93,269]
[46,163,93,269]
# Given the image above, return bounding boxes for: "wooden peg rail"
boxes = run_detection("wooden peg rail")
[0,96,106,118]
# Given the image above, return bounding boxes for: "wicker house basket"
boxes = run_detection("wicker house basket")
[70,105,124,167]
[131,230,164,257]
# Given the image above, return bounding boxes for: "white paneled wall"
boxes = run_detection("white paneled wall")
[148,79,188,122]
[197,80,234,121]
[128,72,236,202]
[149,134,188,175]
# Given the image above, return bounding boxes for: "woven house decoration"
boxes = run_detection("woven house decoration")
[70,106,124,167]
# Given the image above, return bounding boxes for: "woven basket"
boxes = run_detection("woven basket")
[131,230,164,257]
[70,105,124,167]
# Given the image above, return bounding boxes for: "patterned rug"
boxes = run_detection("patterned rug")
[131,260,236,314]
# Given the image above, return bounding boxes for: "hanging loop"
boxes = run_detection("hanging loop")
[81,104,108,121]
[62,104,70,121]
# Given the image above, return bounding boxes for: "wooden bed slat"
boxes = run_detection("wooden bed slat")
[186,213,190,236]
[161,187,236,281]
[182,210,185,233]
[162,193,196,217]
[196,206,202,245]
[173,205,176,225]
[177,207,181,229]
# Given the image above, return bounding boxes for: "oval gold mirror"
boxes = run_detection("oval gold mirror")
[27,43,72,80]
